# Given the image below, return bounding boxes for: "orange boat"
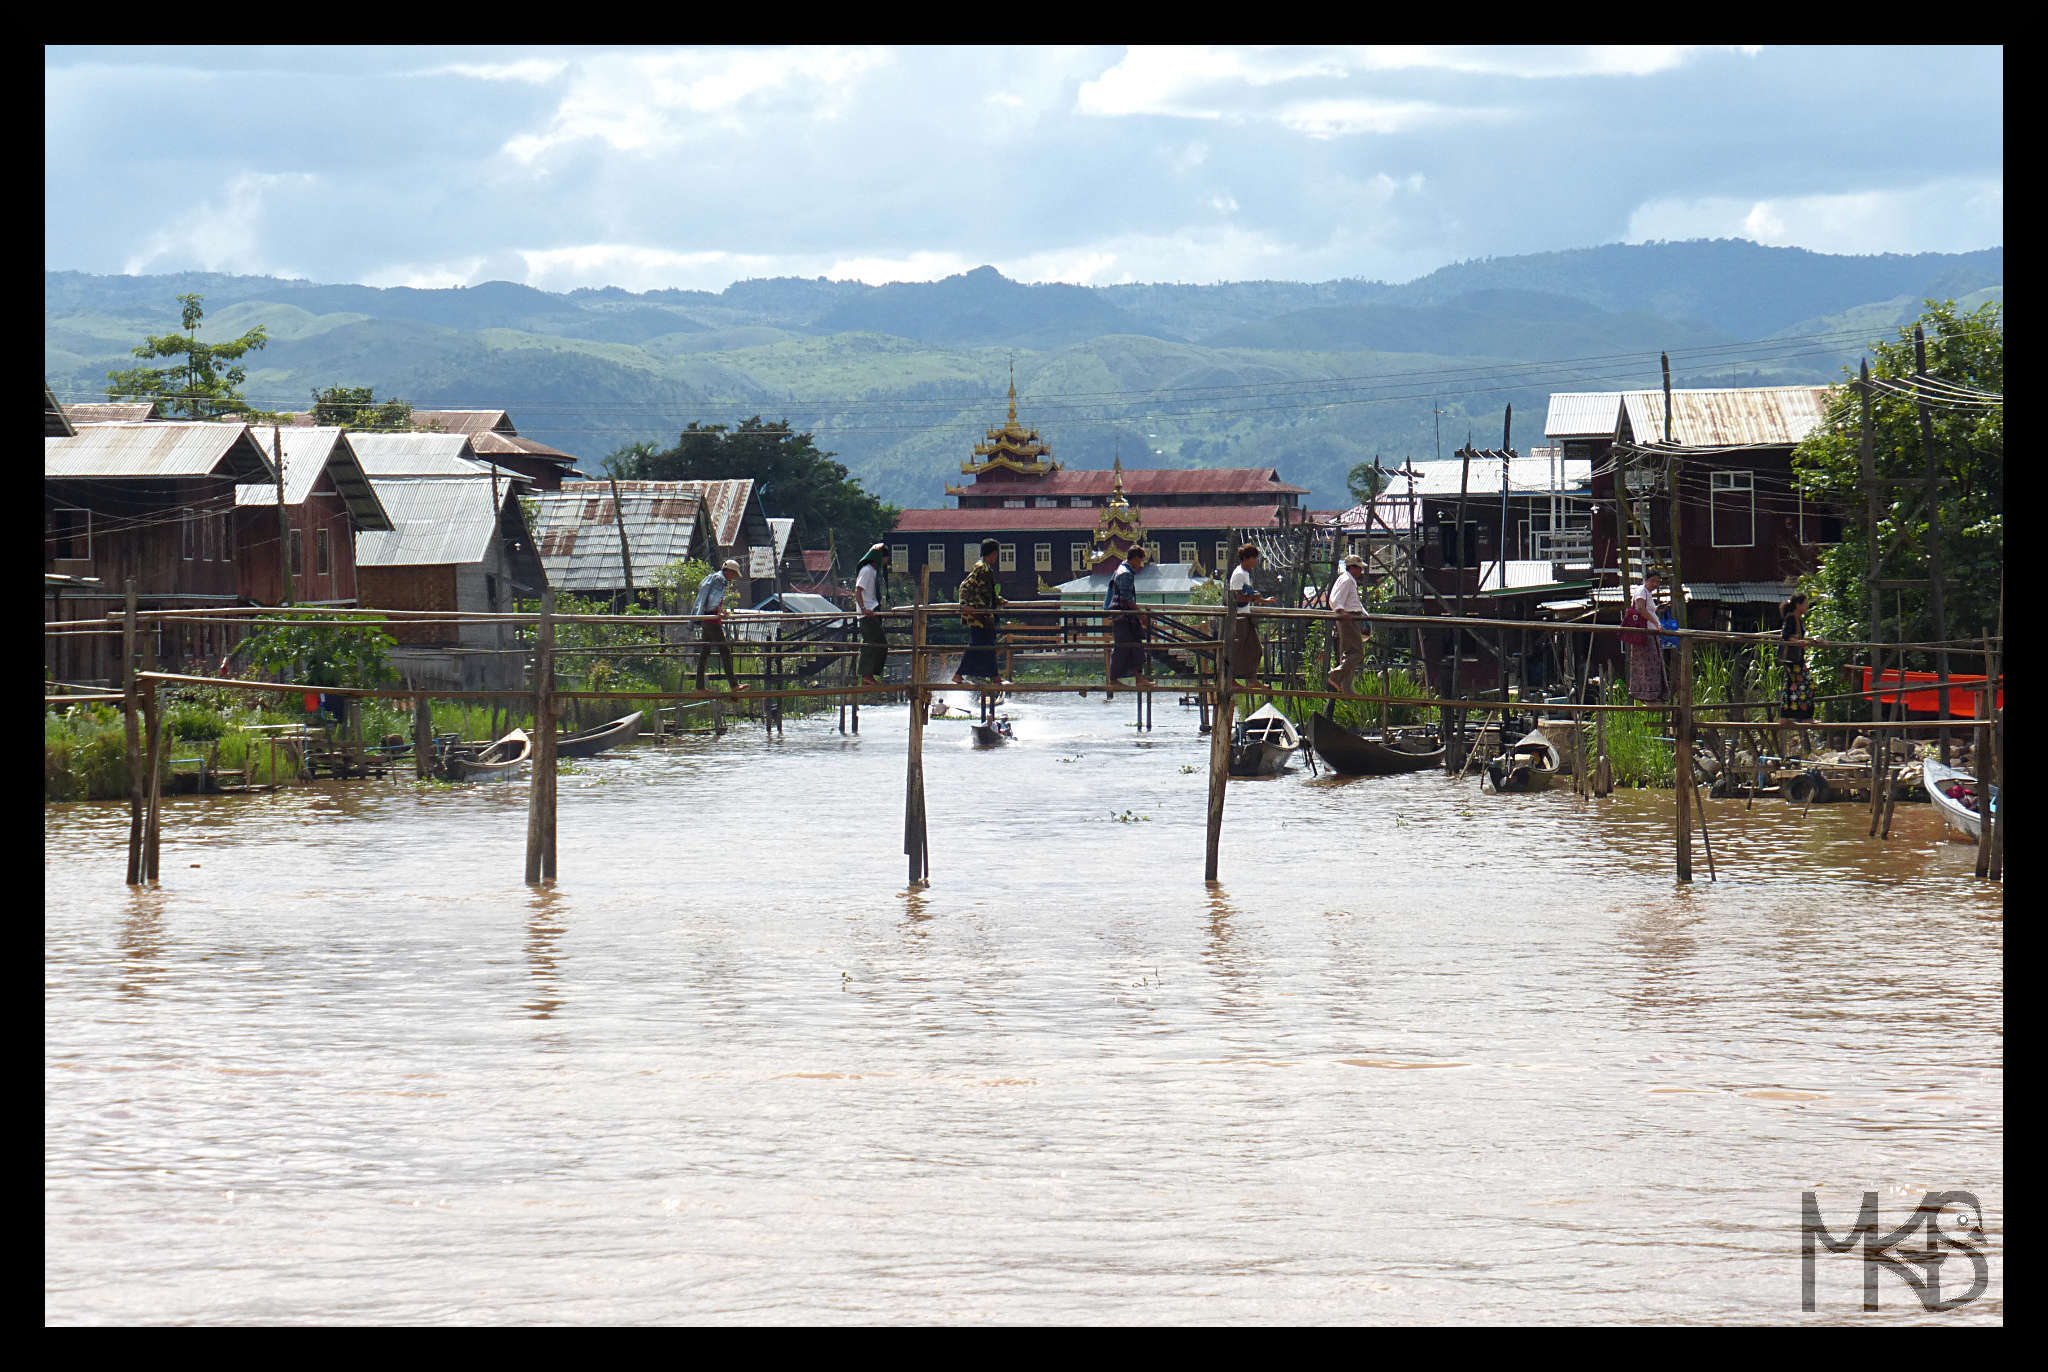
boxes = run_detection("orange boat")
[1855,668,2003,718]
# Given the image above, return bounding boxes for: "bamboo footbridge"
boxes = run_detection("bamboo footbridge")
[53,575,2003,891]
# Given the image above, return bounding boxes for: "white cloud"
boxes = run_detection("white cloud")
[121,171,318,276]
[1346,45,1758,79]
[417,59,568,84]
[1626,177,2004,256]
[517,244,784,293]
[1274,97,1502,138]
[820,250,978,285]
[360,257,489,289]
[503,46,889,164]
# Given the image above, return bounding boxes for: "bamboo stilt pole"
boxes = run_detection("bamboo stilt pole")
[123,580,143,886]
[524,588,557,884]
[142,679,164,882]
[905,569,930,886]
[1204,585,1237,881]
[414,691,433,781]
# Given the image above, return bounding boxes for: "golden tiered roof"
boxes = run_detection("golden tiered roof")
[962,363,1060,476]
[1090,454,1146,561]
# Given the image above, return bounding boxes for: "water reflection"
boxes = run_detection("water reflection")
[116,889,167,1001]
[524,889,566,1021]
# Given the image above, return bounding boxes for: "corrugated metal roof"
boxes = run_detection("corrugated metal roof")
[896,503,1288,533]
[751,591,843,616]
[567,479,755,548]
[1589,580,1799,605]
[1620,386,1836,447]
[802,549,834,574]
[63,401,159,424]
[1478,559,1570,591]
[768,518,795,561]
[411,409,513,437]
[45,383,75,437]
[1545,393,1625,438]
[954,467,1307,497]
[528,484,703,592]
[45,422,276,481]
[347,431,493,479]
[468,429,578,464]
[232,428,392,531]
[1402,457,1593,498]
[1054,563,1206,597]
[357,478,504,567]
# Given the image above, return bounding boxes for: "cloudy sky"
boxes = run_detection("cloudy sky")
[44,45,2003,293]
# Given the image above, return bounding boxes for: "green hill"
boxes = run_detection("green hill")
[44,240,2003,510]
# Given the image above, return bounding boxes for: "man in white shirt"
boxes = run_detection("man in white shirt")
[1325,551,1370,694]
[1227,543,1276,682]
[854,543,888,685]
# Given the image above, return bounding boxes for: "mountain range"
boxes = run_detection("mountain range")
[44,239,2002,511]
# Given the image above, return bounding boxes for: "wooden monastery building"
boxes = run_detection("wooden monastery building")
[891,373,1306,603]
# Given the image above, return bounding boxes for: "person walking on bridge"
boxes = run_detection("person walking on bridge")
[1106,542,1156,693]
[694,559,747,694]
[1228,543,1276,683]
[1325,551,1371,694]
[855,543,889,686]
[952,538,1008,687]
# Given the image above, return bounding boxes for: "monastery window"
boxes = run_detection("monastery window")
[316,528,332,577]
[1071,543,1088,572]
[1216,542,1230,574]
[289,529,304,577]
[219,512,231,562]
[1179,541,1198,566]
[927,543,946,572]
[999,544,1016,572]
[1070,497,1092,508]
[891,544,909,573]
[1034,543,1052,572]
[51,508,91,562]
[1004,498,1026,509]
[1035,498,1057,508]
[1710,471,1754,548]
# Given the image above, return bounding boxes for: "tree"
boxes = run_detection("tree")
[106,293,268,419]
[613,417,900,560]
[241,614,398,688]
[1792,299,2003,646]
[311,385,412,430]
[1346,458,1392,506]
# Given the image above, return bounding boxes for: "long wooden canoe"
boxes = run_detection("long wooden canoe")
[1230,703,1300,777]
[555,711,642,759]
[1305,711,1445,775]
[445,729,532,782]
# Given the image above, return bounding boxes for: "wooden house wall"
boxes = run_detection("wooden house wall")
[234,469,361,605]
[44,478,245,682]
[358,565,459,643]
[1590,445,1834,585]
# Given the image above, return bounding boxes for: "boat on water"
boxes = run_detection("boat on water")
[1305,711,1445,776]
[1924,757,1997,840]
[555,711,642,759]
[1486,729,1567,793]
[444,729,532,782]
[929,703,975,721]
[971,716,1015,747]
[1229,703,1300,777]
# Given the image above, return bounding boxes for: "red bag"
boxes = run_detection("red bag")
[1620,606,1651,651]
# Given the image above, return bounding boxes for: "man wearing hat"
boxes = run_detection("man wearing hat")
[854,543,889,685]
[693,558,748,694]
[1325,550,1371,695]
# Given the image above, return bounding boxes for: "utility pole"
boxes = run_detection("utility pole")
[1913,325,1954,760]
[606,472,636,599]
[1498,405,1513,706]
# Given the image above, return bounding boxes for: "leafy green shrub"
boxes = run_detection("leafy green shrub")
[166,699,228,741]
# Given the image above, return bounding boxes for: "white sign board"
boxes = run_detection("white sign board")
[747,546,776,579]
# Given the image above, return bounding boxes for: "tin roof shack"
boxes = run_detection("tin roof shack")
[355,478,546,692]
[346,430,513,484]
[1546,385,1840,629]
[528,481,710,604]
[44,421,276,684]
[410,409,583,490]
[62,400,162,425]
[681,479,775,605]
[232,428,391,606]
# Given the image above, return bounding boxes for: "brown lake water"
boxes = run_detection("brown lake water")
[45,692,2003,1324]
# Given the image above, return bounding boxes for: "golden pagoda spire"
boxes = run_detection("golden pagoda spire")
[1007,358,1017,424]
[962,358,1059,476]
